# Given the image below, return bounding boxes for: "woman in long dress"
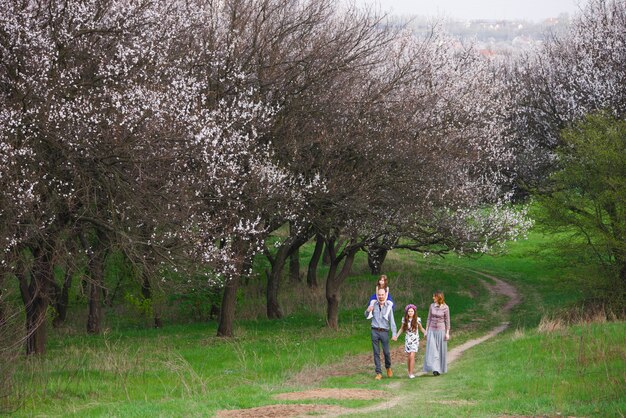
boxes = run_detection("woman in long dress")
[423,290,450,375]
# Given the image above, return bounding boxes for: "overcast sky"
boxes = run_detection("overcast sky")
[355,0,585,21]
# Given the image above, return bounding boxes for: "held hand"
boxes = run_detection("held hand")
[392,336,397,341]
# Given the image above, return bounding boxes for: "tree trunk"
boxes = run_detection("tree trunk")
[325,261,340,329]
[289,248,301,282]
[322,242,331,265]
[266,244,291,319]
[52,269,72,328]
[241,258,253,286]
[288,222,301,283]
[266,267,284,319]
[25,301,47,355]
[307,234,324,288]
[86,255,104,334]
[217,240,249,337]
[81,231,107,335]
[153,313,163,328]
[140,272,162,328]
[105,270,124,307]
[367,246,388,275]
[141,273,151,300]
[325,244,357,329]
[265,260,285,319]
[80,277,89,298]
[18,246,53,355]
[265,229,312,319]
[217,274,240,337]
[0,287,4,331]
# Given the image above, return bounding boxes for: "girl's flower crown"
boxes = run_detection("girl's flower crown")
[404,304,417,313]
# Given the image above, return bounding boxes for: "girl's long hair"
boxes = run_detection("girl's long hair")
[403,311,418,333]
[377,274,388,290]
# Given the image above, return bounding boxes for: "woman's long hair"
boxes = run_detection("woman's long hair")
[434,290,445,305]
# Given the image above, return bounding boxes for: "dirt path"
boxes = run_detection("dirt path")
[447,269,521,366]
[216,271,520,418]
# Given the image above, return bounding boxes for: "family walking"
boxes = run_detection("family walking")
[365,275,451,379]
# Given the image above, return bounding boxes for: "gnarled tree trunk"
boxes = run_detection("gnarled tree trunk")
[52,269,72,328]
[217,240,249,338]
[86,247,106,334]
[307,234,324,288]
[17,245,54,355]
[367,246,388,275]
[324,239,358,329]
[265,252,286,319]
[80,230,108,334]
[265,227,313,319]
[217,274,240,337]
[140,272,162,328]
[289,248,301,283]
[288,222,301,283]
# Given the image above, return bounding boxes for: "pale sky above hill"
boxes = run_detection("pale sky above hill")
[355,0,585,21]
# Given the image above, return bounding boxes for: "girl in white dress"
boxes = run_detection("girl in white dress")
[395,304,426,378]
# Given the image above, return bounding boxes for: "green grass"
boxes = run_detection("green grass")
[417,231,598,328]
[350,321,626,417]
[7,229,626,417]
[13,317,369,416]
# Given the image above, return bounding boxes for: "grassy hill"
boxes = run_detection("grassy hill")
[7,231,625,417]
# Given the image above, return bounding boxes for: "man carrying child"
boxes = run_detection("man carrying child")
[366,287,397,380]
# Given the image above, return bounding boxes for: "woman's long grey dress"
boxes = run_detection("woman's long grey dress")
[423,302,450,374]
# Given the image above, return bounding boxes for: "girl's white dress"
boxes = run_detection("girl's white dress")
[402,316,421,353]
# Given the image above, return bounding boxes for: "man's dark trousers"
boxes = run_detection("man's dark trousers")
[371,328,391,374]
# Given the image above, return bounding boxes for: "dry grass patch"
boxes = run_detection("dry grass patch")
[511,328,526,340]
[537,316,567,333]
[286,346,407,386]
[425,399,477,406]
[275,388,385,401]
[538,304,618,333]
[215,403,349,417]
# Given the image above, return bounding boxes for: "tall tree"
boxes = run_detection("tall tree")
[509,0,626,189]
[536,113,626,293]
[0,0,277,346]
[507,0,626,299]
[295,28,531,327]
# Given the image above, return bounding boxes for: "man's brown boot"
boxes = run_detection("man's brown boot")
[375,373,382,380]
[386,368,393,378]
